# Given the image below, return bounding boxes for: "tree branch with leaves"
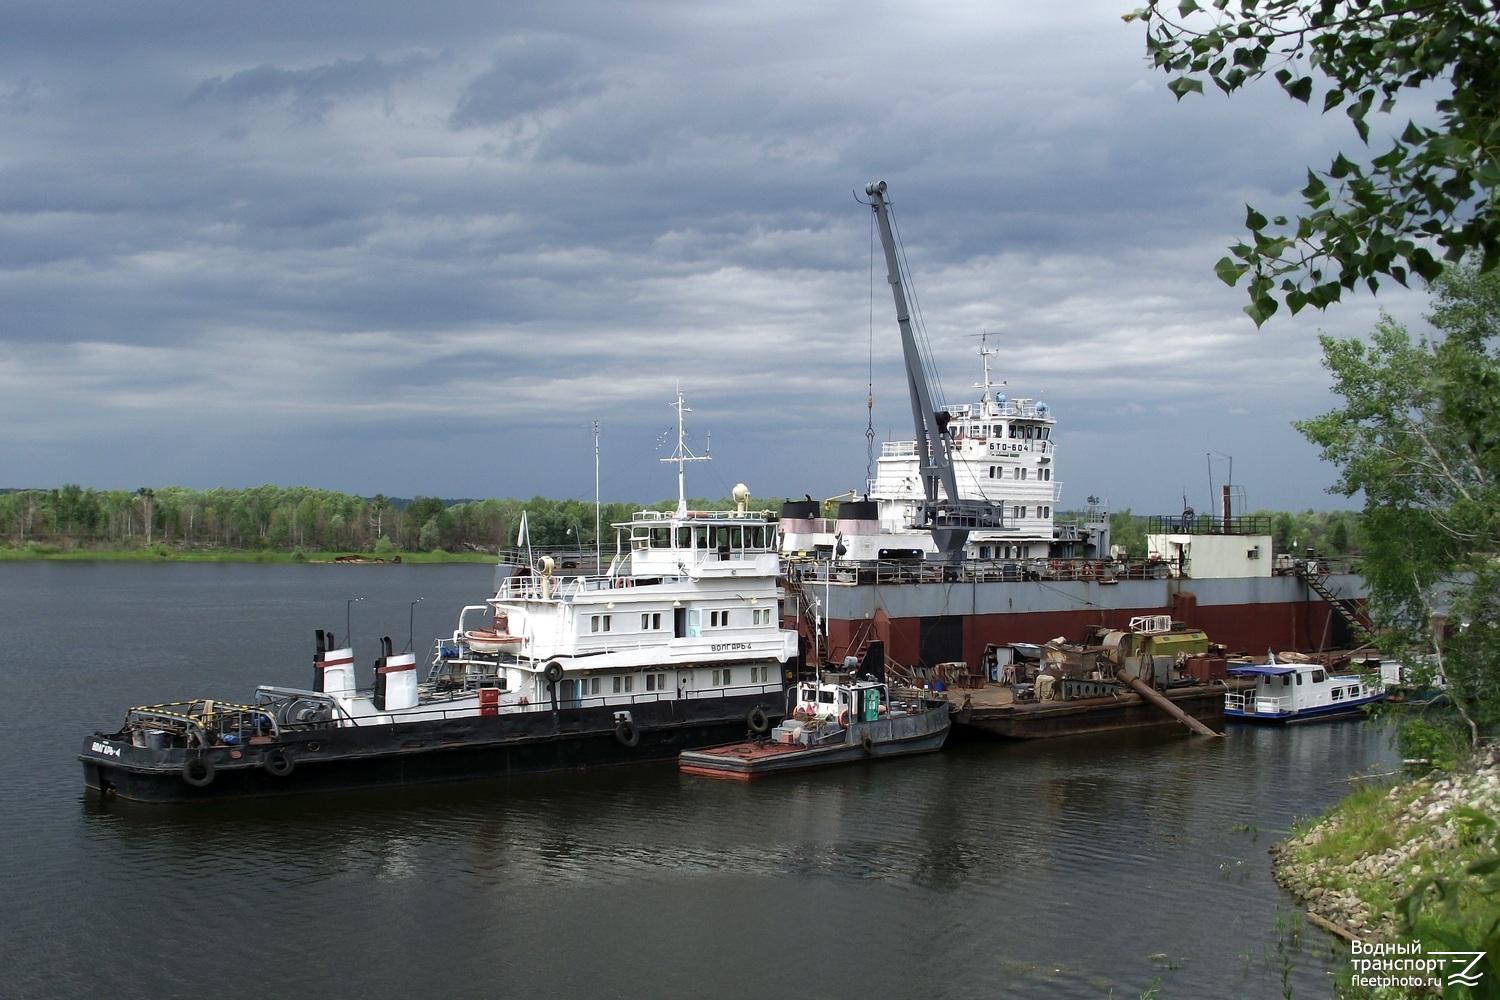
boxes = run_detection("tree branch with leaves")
[1125,0,1500,325]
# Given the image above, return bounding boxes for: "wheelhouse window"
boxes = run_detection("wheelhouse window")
[1331,687,1343,700]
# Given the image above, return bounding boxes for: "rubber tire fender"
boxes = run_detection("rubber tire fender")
[614,719,640,748]
[263,750,295,777]
[181,758,215,787]
[861,734,875,755]
[544,662,564,685]
[747,706,770,734]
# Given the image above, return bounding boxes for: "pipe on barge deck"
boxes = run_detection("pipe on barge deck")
[1113,669,1222,737]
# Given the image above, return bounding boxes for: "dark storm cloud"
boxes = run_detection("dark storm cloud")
[451,39,608,126]
[189,53,439,118]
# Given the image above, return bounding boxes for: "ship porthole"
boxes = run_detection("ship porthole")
[304,741,321,753]
[614,719,640,748]
[181,758,215,787]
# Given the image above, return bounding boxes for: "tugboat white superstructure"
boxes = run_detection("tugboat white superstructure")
[81,394,800,802]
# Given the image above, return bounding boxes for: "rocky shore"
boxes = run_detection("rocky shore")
[1271,744,1500,942]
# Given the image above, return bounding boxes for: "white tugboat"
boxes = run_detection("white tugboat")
[81,393,800,802]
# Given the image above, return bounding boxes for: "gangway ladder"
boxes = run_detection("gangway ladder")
[1296,567,1374,643]
[780,572,826,669]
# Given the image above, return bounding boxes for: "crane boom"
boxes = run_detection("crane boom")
[865,180,1004,563]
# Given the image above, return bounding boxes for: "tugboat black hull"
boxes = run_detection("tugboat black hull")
[81,695,780,803]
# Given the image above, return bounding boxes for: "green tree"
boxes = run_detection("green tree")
[1295,261,1500,747]
[1109,508,1147,557]
[1126,0,1500,324]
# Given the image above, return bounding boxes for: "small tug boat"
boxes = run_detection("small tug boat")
[1223,654,1385,723]
[677,673,950,780]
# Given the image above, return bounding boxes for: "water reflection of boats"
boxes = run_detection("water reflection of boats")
[678,674,949,779]
[80,394,799,802]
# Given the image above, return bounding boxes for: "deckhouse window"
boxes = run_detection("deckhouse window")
[591,614,612,633]
[641,612,662,630]
[1311,669,1326,683]
[710,610,730,627]
[1331,687,1343,700]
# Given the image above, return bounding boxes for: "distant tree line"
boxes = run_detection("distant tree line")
[0,485,757,554]
[3,485,1363,558]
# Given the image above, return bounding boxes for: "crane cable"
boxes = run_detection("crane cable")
[867,209,877,485]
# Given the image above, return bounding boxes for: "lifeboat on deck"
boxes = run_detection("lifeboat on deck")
[463,629,523,654]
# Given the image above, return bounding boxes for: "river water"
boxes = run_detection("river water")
[0,562,1397,999]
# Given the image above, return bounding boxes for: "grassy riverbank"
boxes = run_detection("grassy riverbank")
[0,543,496,564]
[1272,745,1500,996]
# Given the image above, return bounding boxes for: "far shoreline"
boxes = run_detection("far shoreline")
[0,546,499,565]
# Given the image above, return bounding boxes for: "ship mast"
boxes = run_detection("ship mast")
[661,388,709,517]
[865,180,1005,562]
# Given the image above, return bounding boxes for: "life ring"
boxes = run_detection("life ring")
[838,709,850,728]
[614,719,640,747]
[181,758,215,787]
[861,734,875,754]
[544,662,564,685]
[747,706,770,734]
[263,750,295,777]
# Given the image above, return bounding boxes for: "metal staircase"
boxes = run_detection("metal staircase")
[1296,567,1374,642]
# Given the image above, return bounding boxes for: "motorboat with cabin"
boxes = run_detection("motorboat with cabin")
[1223,654,1385,722]
[80,394,801,802]
[677,671,949,779]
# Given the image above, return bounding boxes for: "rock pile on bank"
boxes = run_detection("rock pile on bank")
[1271,744,1500,941]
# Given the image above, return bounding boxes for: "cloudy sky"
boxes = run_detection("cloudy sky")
[2,0,1432,516]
